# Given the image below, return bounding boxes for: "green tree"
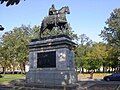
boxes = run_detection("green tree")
[85,42,108,72]
[106,45,119,72]
[100,8,120,72]
[75,34,92,72]
[0,25,34,73]
[100,8,120,56]
[0,44,10,74]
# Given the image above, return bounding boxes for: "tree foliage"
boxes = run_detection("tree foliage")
[100,8,120,72]
[0,25,38,73]
[100,8,120,55]
[85,42,108,70]
[75,34,116,72]
[75,34,92,72]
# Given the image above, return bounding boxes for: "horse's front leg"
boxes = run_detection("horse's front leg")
[59,26,64,34]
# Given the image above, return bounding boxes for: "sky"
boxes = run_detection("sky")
[0,0,120,42]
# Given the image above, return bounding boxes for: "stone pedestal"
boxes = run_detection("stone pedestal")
[26,35,77,86]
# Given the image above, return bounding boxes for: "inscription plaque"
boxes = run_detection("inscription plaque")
[37,51,56,68]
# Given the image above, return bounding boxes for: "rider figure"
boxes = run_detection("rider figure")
[49,4,57,15]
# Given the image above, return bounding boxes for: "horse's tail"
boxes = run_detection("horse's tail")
[40,19,47,38]
[40,21,44,38]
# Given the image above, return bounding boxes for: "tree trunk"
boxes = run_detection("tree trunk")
[12,64,15,74]
[20,62,26,74]
[103,66,107,73]
[108,66,110,73]
[3,67,5,74]
[81,67,84,73]
[111,68,114,72]
[23,62,26,74]
[103,66,104,73]
[20,63,23,74]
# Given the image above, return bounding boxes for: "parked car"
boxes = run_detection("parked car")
[103,73,120,81]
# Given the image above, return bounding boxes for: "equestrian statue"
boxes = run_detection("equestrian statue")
[40,4,70,38]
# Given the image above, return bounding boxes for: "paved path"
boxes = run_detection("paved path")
[0,80,120,90]
[0,85,12,90]
[77,80,120,90]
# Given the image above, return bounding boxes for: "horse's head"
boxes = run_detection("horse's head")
[58,6,70,14]
[65,6,70,14]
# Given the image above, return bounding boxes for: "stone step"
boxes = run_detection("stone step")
[14,83,78,90]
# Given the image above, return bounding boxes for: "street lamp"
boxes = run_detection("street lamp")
[0,25,4,31]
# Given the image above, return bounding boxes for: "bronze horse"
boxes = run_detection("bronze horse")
[40,6,70,38]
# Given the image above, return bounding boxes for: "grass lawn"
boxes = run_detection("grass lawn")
[0,74,25,85]
[78,73,111,80]
[0,73,112,84]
